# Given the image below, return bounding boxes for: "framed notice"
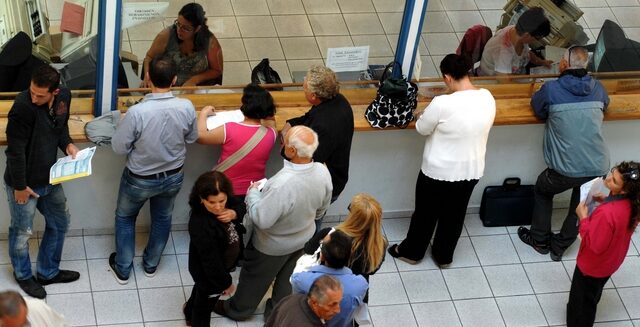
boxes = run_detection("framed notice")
[326,46,370,72]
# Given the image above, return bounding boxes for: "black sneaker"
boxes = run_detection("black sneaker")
[109,252,129,285]
[517,227,550,254]
[143,266,157,278]
[15,276,46,299]
[37,270,80,285]
[550,249,564,262]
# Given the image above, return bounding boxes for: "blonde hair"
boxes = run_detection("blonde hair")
[336,193,386,274]
[306,65,339,100]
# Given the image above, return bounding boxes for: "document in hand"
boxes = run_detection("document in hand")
[49,146,97,184]
[206,110,244,130]
[580,177,610,215]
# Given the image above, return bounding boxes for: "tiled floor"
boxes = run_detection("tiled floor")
[40,0,640,85]
[2,209,640,326]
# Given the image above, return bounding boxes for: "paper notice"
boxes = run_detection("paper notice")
[580,177,610,215]
[60,2,85,35]
[205,110,245,130]
[326,46,370,72]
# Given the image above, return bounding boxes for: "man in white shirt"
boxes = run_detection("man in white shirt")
[0,290,68,327]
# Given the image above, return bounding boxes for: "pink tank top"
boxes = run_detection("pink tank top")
[219,122,276,196]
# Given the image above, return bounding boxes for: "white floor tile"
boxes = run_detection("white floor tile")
[135,232,175,256]
[372,0,406,12]
[143,321,186,327]
[581,7,619,29]
[561,260,616,289]
[536,292,569,325]
[484,264,534,297]
[176,254,193,286]
[496,295,547,327]
[84,235,115,259]
[612,257,640,288]
[267,0,306,14]
[446,11,485,33]
[236,16,277,37]
[607,0,640,6]
[594,321,635,327]
[302,0,341,14]
[472,235,520,266]
[87,258,138,291]
[595,289,630,322]
[411,301,462,327]
[308,15,350,36]
[61,236,86,261]
[448,237,480,268]
[611,7,640,27]
[393,247,439,272]
[401,270,451,302]
[377,254,398,273]
[464,214,508,236]
[382,218,410,242]
[171,231,189,255]
[442,0,477,10]
[337,0,376,13]
[46,292,96,326]
[133,254,182,289]
[368,272,409,305]
[273,15,314,37]
[44,260,91,294]
[139,287,186,321]
[93,289,143,325]
[231,0,270,15]
[523,262,571,294]
[618,287,640,319]
[454,298,505,327]
[443,267,492,300]
[343,13,385,35]
[422,12,455,33]
[369,304,418,327]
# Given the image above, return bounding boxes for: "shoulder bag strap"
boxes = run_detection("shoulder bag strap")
[213,125,269,172]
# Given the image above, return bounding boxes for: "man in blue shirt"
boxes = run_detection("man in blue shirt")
[518,46,610,261]
[110,56,198,284]
[291,230,368,327]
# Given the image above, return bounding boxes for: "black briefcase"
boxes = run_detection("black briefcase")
[479,177,534,227]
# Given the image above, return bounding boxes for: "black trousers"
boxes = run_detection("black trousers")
[566,266,609,327]
[398,171,478,264]
[530,169,595,254]
[184,283,220,327]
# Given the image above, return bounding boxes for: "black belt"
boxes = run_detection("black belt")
[128,166,183,180]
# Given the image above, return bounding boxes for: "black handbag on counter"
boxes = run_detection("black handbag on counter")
[365,62,418,129]
[479,177,535,227]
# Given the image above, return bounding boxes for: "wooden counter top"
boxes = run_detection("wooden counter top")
[0,78,639,144]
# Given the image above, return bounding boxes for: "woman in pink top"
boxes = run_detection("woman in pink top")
[567,161,640,327]
[197,84,277,198]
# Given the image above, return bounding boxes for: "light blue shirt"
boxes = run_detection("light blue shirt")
[291,265,369,327]
[112,92,198,175]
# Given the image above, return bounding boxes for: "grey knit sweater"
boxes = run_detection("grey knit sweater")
[245,160,332,256]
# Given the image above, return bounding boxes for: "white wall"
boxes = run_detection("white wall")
[1,120,639,233]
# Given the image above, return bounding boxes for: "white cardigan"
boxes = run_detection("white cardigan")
[416,88,496,182]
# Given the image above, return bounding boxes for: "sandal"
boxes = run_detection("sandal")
[387,244,418,265]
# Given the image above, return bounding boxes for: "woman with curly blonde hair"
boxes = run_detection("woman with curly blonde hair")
[304,193,387,280]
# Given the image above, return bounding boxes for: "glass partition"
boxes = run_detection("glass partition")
[0,0,99,92]
[121,0,410,88]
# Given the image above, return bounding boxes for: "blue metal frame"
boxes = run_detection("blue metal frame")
[95,0,122,117]
[394,0,428,80]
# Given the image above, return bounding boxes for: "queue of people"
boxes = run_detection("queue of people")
[2,37,637,327]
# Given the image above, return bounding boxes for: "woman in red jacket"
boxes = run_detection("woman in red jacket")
[568,161,640,326]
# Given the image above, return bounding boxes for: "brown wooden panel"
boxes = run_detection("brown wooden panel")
[0,98,94,117]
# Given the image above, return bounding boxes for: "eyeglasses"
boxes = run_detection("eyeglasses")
[611,167,640,181]
[174,20,195,33]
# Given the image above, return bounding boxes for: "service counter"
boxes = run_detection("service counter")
[1,78,640,234]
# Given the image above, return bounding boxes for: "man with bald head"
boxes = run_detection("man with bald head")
[518,46,610,261]
[0,290,68,326]
[214,125,333,322]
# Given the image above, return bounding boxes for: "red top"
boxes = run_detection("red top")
[219,122,276,196]
[577,198,635,278]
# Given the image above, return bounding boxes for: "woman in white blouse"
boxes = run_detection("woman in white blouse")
[388,54,496,267]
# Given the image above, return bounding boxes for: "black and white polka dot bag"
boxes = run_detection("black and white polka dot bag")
[365,62,418,129]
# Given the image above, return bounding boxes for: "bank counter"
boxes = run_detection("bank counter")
[0,76,639,233]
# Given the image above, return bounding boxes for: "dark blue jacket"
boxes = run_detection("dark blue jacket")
[531,72,610,177]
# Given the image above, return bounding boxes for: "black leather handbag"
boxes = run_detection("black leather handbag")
[365,62,418,129]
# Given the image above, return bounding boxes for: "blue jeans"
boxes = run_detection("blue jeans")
[114,168,183,278]
[6,183,70,280]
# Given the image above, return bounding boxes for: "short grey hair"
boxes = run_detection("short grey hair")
[564,46,589,69]
[287,125,319,159]
[308,275,342,304]
[306,66,339,100]
[0,291,26,318]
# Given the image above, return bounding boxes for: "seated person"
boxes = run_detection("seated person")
[478,7,553,76]
[291,230,368,327]
[143,3,223,86]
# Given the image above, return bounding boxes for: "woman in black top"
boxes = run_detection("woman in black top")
[183,171,245,326]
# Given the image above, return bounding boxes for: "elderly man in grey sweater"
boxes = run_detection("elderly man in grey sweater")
[214,125,333,322]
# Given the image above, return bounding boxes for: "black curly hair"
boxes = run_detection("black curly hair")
[616,161,640,230]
